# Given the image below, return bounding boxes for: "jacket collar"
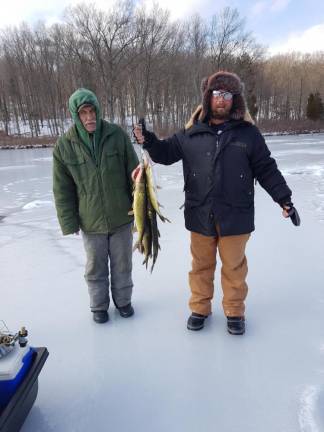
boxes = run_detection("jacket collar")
[187,119,249,137]
[65,120,120,162]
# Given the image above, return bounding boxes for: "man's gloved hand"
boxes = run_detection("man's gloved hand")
[133,124,145,145]
[133,118,147,145]
[281,201,301,226]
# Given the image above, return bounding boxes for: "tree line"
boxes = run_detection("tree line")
[0,1,323,137]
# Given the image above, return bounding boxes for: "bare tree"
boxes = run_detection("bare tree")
[0,2,323,138]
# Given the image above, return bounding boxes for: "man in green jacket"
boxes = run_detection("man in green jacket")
[53,88,139,323]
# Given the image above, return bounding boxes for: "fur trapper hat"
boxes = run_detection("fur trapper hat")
[185,104,254,129]
[198,71,247,122]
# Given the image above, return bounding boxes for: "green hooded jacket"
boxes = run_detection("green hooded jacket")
[68,88,101,162]
[53,88,139,235]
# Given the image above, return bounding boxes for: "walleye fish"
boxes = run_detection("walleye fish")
[130,149,169,271]
[142,222,152,269]
[146,183,160,272]
[144,156,170,223]
[132,167,146,252]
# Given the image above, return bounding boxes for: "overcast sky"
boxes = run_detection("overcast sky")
[0,0,324,55]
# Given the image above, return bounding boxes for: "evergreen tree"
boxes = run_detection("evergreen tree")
[306,92,324,120]
[316,92,324,119]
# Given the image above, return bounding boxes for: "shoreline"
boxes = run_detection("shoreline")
[1,129,324,150]
[262,129,324,137]
[0,143,55,150]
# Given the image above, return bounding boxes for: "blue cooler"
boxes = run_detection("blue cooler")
[0,346,35,411]
[0,347,48,432]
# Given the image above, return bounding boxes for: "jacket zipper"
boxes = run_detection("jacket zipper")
[95,165,109,232]
[72,130,113,232]
[90,134,109,232]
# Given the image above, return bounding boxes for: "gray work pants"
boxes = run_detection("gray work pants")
[82,223,133,311]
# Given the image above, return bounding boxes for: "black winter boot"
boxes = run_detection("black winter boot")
[227,316,245,335]
[187,313,207,331]
[118,303,134,318]
[92,311,109,324]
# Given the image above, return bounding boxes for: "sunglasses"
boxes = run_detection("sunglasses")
[212,90,233,101]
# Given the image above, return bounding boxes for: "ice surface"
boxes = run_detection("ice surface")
[0,136,324,432]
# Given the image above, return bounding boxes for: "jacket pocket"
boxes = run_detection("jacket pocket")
[229,141,248,150]
[226,171,254,207]
[184,170,205,194]
[184,193,203,209]
[105,151,127,189]
[64,156,88,187]
[106,151,119,165]
[106,150,122,172]
[64,155,86,165]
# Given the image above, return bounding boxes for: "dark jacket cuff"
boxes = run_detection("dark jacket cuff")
[142,130,157,149]
[278,196,293,207]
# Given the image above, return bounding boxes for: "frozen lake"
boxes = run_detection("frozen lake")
[1,133,324,432]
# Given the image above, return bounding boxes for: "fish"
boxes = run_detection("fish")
[130,151,169,271]
[142,222,152,268]
[144,155,170,223]
[146,183,160,272]
[132,167,146,253]
[149,201,161,272]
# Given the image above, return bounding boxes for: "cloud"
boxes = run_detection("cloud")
[69,0,117,10]
[0,0,68,29]
[0,0,128,29]
[0,0,222,29]
[251,1,268,16]
[251,0,290,16]
[269,23,324,54]
[270,0,291,12]
[138,0,225,21]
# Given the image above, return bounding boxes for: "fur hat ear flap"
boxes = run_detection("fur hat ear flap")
[230,94,246,120]
[243,109,255,125]
[199,89,210,122]
[185,105,203,129]
[201,77,209,93]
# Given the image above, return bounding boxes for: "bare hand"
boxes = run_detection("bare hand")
[133,124,145,145]
[281,204,301,226]
[131,164,142,182]
[282,206,290,218]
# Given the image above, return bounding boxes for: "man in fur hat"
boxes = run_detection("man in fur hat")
[133,71,299,335]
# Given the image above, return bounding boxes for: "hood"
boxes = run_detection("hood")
[68,88,102,155]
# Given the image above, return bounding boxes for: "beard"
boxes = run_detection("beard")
[210,107,231,120]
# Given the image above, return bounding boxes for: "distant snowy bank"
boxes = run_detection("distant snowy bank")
[0,143,55,150]
[263,129,324,137]
[1,130,324,150]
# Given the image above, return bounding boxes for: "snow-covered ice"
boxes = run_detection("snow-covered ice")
[1,135,324,432]
[22,200,54,210]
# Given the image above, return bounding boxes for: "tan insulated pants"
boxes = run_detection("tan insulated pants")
[189,230,250,317]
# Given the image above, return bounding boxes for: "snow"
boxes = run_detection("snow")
[22,200,53,210]
[0,135,324,432]
[298,386,320,432]
[0,119,73,136]
[0,116,139,137]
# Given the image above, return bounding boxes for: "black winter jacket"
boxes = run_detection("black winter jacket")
[143,120,292,236]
